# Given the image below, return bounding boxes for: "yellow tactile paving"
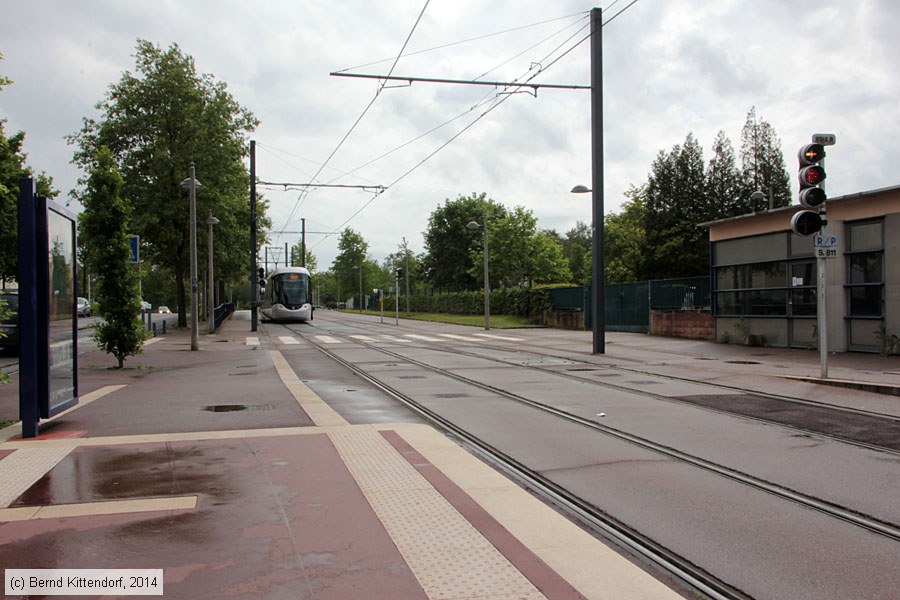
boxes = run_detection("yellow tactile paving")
[269,349,349,427]
[329,427,545,600]
[0,495,198,522]
[386,423,684,600]
[0,446,74,508]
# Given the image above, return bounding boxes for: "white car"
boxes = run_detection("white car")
[157,306,171,314]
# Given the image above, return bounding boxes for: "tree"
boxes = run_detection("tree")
[289,243,317,273]
[331,228,369,304]
[0,55,58,284]
[563,222,592,285]
[69,40,265,328]
[476,206,570,287]
[643,133,710,278]
[706,130,744,219]
[604,185,647,283]
[78,148,146,368]
[422,193,506,290]
[739,106,791,212]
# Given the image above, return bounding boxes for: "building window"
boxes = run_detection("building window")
[845,220,884,318]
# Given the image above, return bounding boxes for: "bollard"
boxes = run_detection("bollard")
[162,320,166,335]
[152,322,157,337]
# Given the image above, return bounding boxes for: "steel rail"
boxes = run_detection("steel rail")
[298,332,749,600]
[293,324,900,546]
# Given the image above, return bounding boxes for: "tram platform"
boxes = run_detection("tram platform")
[0,317,684,600]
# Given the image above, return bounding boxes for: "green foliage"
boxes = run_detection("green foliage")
[562,222,591,285]
[0,297,9,384]
[876,324,900,356]
[78,147,147,368]
[0,54,59,282]
[423,193,505,289]
[604,185,647,283]
[68,40,264,328]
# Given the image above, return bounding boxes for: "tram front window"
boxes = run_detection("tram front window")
[274,276,308,308]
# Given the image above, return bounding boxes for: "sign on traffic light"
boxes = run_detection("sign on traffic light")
[792,143,827,236]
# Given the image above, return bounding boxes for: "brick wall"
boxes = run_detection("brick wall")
[543,310,585,330]
[650,311,715,341]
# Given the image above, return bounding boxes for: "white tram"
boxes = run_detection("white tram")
[259,266,314,322]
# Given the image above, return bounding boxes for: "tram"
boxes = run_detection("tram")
[259,266,314,322]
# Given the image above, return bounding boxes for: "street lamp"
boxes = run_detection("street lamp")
[206,212,219,334]
[467,218,490,330]
[352,264,363,312]
[180,164,201,351]
[571,183,603,353]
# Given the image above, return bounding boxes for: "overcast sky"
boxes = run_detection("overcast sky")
[2,0,898,270]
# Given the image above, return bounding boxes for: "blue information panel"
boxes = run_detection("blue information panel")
[18,179,78,437]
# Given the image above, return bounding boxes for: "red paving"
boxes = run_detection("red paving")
[2,434,428,599]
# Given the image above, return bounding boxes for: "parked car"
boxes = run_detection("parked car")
[0,291,18,351]
[76,297,92,317]
[157,305,171,314]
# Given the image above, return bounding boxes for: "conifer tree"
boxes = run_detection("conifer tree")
[78,147,146,368]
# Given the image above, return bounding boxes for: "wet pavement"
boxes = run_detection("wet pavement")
[0,317,683,600]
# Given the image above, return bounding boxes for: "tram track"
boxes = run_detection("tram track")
[276,320,900,599]
[295,317,900,455]
[289,328,750,600]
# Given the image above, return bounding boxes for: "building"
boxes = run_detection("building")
[705,184,900,353]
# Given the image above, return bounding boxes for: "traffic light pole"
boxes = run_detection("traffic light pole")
[818,157,828,379]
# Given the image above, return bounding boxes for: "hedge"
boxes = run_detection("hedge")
[382,287,552,320]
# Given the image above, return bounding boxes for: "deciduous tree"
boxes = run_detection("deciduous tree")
[69,40,266,328]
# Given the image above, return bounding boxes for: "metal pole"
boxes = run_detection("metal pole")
[818,156,828,378]
[590,6,605,354]
[207,213,218,334]
[250,140,258,332]
[301,218,306,268]
[482,214,491,330]
[189,163,199,351]
[395,272,400,325]
[358,264,363,312]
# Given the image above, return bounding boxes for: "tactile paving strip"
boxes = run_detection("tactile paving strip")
[0,446,73,508]
[329,428,545,600]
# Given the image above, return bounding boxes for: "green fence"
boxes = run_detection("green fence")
[548,276,710,333]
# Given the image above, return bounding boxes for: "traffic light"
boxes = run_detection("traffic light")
[792,143,826,236]
[257,267,266,287]
[798,143,827,208]
[396,268,403,279]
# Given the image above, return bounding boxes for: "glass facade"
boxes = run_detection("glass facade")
[713,232,815,320]
[845,219,884,350]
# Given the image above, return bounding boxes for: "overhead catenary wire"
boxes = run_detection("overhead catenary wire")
[279,0,432,235]
[300,1,641,252]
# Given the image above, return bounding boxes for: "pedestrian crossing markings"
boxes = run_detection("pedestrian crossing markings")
[289,333,525,345]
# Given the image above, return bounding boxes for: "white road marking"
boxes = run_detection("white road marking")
[246,336,260,346]
[314,335,342,344]
[473,333,524,342]
[278,336,301,345]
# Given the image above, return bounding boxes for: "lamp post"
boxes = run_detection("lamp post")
[180,164,201,351]
[467,217,490,330]
[352,264,363,312]
[571,183,603,353]
[206,212,219,334]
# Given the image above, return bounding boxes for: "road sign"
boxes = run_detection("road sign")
[128,235,140,263]
[814,234,838,248]
[816,247,838,259]
[812,133,836,146]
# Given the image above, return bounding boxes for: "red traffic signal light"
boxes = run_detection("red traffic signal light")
[800,165,826,187]
[791,210,823,236]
